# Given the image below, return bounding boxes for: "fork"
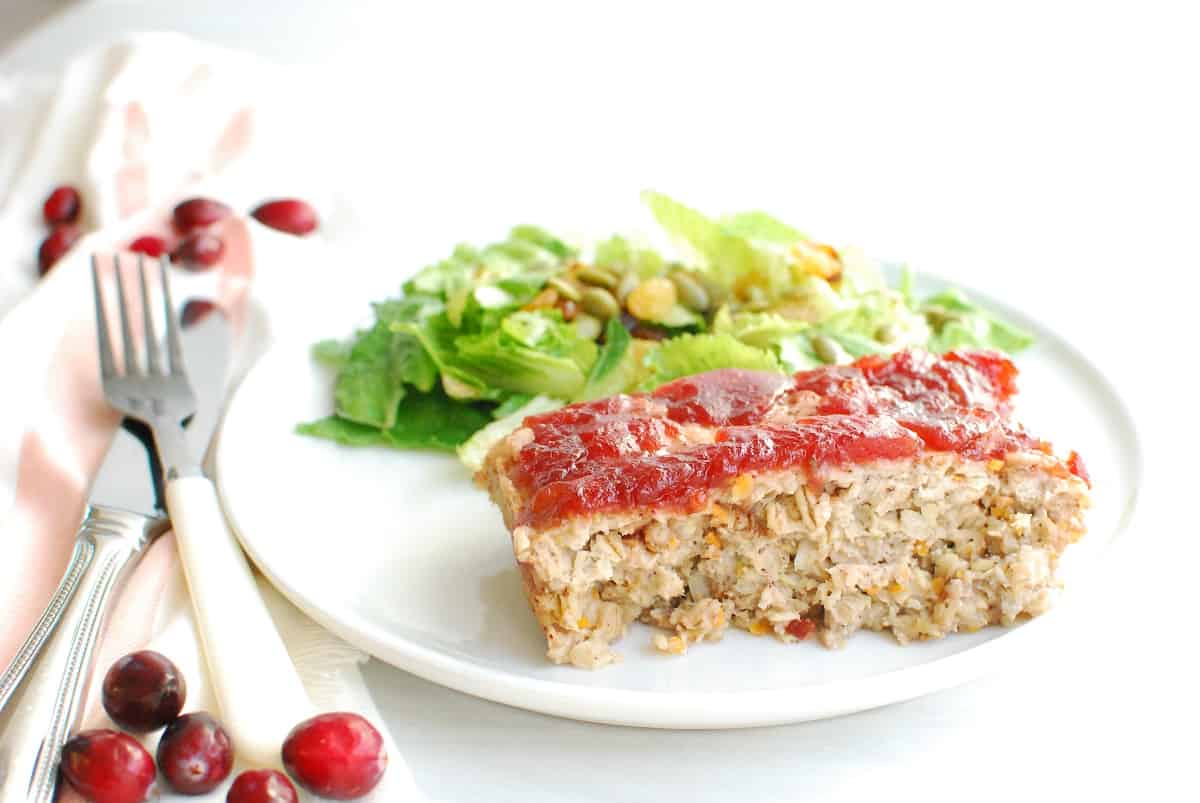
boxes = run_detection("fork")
[92,255,312,764]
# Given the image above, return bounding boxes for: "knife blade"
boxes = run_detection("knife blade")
[0,302,231,803]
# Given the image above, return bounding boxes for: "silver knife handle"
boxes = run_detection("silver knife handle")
[0,505,166,803]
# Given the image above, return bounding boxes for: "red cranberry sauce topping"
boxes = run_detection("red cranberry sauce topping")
[512,350,1070,529]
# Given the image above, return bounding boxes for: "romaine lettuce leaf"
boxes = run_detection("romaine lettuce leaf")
[580,319,634,401]
[298,389,492,452]
[711,308,810,348]
[490,393,534,419]
[922,289,1034,353]
[311,338,351,369]
[451,311,596,399]
[594,234,666,278]
[330,321,437,429]
[394,313,496,400]
[641,191,792,296]
[641,333,780,389]
[509,225,574,260]
[776,335,822,372]
[718,210,805,244]
[401,227,573,331]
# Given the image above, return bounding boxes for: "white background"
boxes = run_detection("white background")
[2,2,1196,801]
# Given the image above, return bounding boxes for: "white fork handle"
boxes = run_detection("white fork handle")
[166,475,312,766]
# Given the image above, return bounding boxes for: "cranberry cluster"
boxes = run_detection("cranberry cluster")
[37,185,83,275]
[60,650,386,803]
[35,187,318,277]
[132,196,319,271]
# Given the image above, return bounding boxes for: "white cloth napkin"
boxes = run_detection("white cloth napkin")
[0,33,423,802]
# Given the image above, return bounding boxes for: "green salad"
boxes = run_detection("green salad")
[298,192,1033,468]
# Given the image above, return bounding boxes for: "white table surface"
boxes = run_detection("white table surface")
[2,3,1196,801]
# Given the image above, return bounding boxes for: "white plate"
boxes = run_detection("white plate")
[216,270,1140,728]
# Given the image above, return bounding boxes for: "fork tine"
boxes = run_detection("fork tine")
[137,255,164,375]
[91,255,118,379]
[113,254,141,376]
[159,256,185,376]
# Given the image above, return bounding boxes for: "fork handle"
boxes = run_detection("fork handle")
[166,475,313,765]
[0,506,165,803]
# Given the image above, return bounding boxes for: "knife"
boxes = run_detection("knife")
[0,307,230,802]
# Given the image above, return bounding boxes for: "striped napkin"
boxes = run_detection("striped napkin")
[0,34,422,802]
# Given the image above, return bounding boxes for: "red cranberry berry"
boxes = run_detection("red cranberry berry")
[250,199,318,236]
[37,225,80,276]
[181,299,220,328]
[172,232,225,270]
[61,729,156,803]
[43,185,82,225]
[173,197,231,232]
[157,711,234,794]
[282,712,387,800]
[128,235,168,258]
[101,650,186,732]
[226,769,300,803]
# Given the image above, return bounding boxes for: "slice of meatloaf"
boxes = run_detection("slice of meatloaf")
[479,349,1091,668]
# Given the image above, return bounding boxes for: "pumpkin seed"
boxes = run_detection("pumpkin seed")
[581,287,621,319]
[875,322,902,344]
[811,334,850,364]
[546,276,582,302]
[572,313,603,341]
[742,285,769,310]
[669,271,711,311]
[576,265,619,289]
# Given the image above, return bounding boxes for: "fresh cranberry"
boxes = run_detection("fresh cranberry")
[172,232,225,270]
[181,299,220,328]
[43,185,82,225]
[157,711,234,794]
[282,713,387,800]
[60,729,156,803]
[226,769,300,803]
[173,197,231,232]
[250,199,318,236]
[101,650,186,732]
[37,225,80,276]
[128,235,168,258]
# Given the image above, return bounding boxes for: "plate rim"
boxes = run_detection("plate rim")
[215,267,1142,728]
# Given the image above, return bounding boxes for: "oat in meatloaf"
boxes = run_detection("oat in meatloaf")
[478,349,1091,668]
